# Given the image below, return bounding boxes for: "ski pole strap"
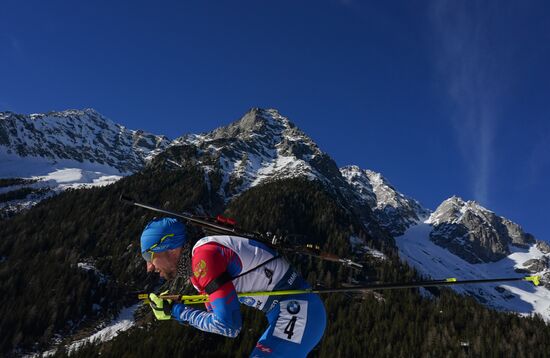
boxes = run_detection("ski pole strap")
[204,254,282,294]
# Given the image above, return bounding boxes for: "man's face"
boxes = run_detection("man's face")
[146,247,182,280]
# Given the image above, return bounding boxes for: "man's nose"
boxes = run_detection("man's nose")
[146,261,155,272]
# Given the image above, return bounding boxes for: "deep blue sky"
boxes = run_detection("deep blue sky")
[1,1,549,242]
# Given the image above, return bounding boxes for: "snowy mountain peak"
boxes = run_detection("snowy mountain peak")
[29,108,103,120]
[426,195,536,263]
[153,108,391,241]
[427,196,515,229]
[340,165,429,236]
[210,108,280,139]
[204,108,313,152]
[445,194,466,205]
[364,169,386,186]
[165,108,335,201]
[428,196,478,224]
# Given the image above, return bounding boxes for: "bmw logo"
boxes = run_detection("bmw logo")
[287,300,300,314]
[240,297,256,306]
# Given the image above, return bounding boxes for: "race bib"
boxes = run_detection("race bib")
[273,299,308,344]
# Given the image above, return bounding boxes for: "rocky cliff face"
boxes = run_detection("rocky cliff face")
[0,109,171,217]
[537,241,550,254]
[0,107,393,241]
[339,162,550,320]
[158,108,393,241]
[426,196,536,263]
[0,109,170,173]
[341,165,429,236]
[173,108,335,198]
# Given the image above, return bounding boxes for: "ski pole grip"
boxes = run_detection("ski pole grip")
[524,275,540,286]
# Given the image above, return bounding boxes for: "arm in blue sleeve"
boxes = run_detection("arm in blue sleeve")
[171,290,242,338]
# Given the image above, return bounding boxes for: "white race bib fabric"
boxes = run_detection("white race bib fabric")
[273,299,309,344]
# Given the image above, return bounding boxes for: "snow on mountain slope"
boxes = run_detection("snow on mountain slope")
[27,303,140,358]
[345,168,550,320]
[0,109,170,216]
[1,107,392,242]
[175,108,339,199]
[1,107,343,210]
[0,109,170,172]
[66,303,139,354]
[396,222,550,321]
[0,147,124,217]
[155,108,393,241]
[341,165,430,236]
[426,196,536,263]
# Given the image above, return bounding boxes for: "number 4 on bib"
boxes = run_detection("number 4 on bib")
[284,316,297,339]
[273,300,308,344]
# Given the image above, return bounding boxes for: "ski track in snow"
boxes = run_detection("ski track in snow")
[396,223,550,321]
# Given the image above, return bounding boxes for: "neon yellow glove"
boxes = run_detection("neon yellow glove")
[149,291,173,320]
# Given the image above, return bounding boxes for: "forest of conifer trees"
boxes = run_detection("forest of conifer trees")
[0,159,549,357]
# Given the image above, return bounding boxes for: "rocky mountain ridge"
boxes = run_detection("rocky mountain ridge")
[0,109,170,173]
[427,196,536,263]
[0,109,172,217]
[340,165,429,236]
[161,107,392,241]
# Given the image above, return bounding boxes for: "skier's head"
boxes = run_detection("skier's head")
[140,217,187,263]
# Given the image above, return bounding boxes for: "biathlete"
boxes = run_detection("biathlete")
[140,217,327,357]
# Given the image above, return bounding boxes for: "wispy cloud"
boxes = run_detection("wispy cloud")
[430,1,508,205]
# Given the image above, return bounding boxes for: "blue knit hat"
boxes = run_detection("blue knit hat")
[140,218,187,259]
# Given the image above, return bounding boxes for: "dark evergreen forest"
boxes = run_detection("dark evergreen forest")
[1,152,549,357]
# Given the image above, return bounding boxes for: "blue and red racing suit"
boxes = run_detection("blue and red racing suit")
[171,235,327,357]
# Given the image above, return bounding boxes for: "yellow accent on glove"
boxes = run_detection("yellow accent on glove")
[149,290,173,320]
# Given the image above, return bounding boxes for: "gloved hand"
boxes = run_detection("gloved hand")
[149,291,173,320]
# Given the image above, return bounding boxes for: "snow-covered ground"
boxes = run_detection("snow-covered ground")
[66,303,140,354]
[0,146,126,181]
[349,236,387,260]
[0,148,124,212]
[396,222,550,321]
[32,303,140,357]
